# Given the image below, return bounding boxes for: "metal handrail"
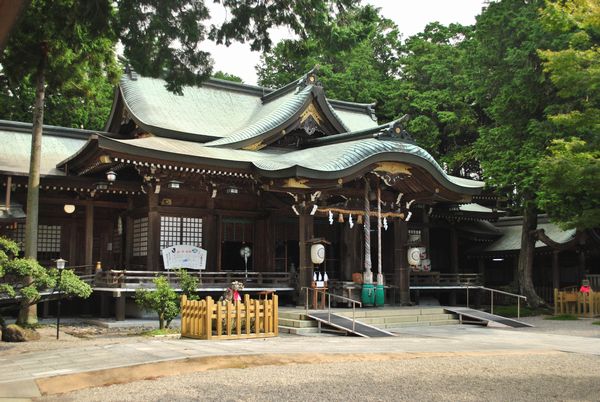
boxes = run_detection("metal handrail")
[301,287,362,332]
[464,285,527,319]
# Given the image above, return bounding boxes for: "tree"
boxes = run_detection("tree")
[0,1,120,325]
[256,5,401,122]
[135,276,179,329]
[396,23,481,175]
[468,0,559,307]
[212,71,243,83]
[537,138,600,229]
[0,237,92,326]
[536,0,600,229]
[177,269,200,301]
[2,0,358,325]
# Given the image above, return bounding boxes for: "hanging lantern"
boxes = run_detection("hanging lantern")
[338,213,344,223]
[356,214,363,225]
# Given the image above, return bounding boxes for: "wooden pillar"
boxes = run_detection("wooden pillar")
[124,198,134,269]
[68,218,77,267]
[421,208,430,251]
[203,214,217,271]
[341,224,360,281]
[449,225,459,306]
[394,218,410,305]
[85,204,94,275]
[297,211,314,303]
[147,191,160,271]
[552,251,560,290]
[216,214,222,271]
[115,293,126,321]
[578,248,586,285]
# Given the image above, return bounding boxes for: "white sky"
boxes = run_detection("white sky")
[205,0,488,85]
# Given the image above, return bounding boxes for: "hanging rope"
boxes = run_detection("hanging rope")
[363,178,372,284]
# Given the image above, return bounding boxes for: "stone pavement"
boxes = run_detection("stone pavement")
[1,324,599,399]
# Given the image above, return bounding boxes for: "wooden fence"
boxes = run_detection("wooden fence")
[554,289,600,317]
[180,294,279,340]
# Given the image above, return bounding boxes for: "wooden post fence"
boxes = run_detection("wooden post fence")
[181,294,279,340]
[554,289,599,318]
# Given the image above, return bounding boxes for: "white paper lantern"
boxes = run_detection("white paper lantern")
[408,247,421,266]
[311,244,325,264]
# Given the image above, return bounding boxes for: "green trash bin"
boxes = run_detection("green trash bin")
[375,283,385,307]
[362,283,375,306]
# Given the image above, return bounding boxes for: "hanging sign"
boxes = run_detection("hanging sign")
[162,245,206,270]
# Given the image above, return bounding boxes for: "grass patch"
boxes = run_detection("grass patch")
[545,314,579,321]
[593,321,600,326]
[140,328,180,337]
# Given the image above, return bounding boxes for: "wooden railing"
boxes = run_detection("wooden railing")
[585,275,600,291]
[92,270,292,289]
[554,289,599,317]
[180,294,279,340]
[409,272,482,287]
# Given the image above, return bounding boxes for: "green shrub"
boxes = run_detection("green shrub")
[177,269,199,300]
[135,276,179,329]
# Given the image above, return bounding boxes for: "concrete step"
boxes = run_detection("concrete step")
[384,319,460,330]
[278,325,321,335]
[278,317,318,328]
[336,307,446,319]
[278,310,311,320]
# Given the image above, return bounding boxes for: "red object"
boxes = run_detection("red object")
[580,285,591,293]
[233,290,241,301]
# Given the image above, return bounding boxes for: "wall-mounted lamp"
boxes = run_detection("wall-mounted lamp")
[106,170,117,182]
[63,204,75,214]
[167,180,183,190]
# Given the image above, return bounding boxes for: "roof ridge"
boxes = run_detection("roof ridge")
[260,67,320,104]
[0,119,109,140]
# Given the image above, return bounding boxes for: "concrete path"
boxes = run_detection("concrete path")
[1,324,599,399]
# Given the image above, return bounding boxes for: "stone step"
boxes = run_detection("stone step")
[336,307,446,318]
[278,317,318,328]
[278,310,311,320]
[381,319,460,330]
[278,325,321,335]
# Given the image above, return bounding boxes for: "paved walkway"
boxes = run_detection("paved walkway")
[1,324,599,399]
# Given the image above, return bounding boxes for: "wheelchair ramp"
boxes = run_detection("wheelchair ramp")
[444,307,534,328]
[307,311,395,337]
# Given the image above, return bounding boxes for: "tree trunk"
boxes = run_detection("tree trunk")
[518,195,545,308]
[18,43,47,326]
[159,313,165,330]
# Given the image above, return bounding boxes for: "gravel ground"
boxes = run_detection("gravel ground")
[38,352,600,402]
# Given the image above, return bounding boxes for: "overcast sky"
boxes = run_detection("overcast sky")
[205,0,488,85]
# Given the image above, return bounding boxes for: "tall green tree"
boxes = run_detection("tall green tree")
[256,5,401,122]
[536,0,600,229]
[1,0,119,325]
[468,0,559,307]
[397,23,481,175]
[1,0,358,325]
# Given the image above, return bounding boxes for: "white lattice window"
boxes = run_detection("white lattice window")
[132,217,148,257]
[6,223,60,252]
[160,216,202,251]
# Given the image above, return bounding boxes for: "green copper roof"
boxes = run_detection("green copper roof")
[119,75,378,143]
[484,220,576,253]
[0,122,89,176]
[94,135,483,194]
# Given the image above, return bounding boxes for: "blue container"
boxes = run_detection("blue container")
[375,284,385,307]
[362,283,375,306]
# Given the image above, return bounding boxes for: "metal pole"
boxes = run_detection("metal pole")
[491,290,494,315]
[466,285,469,308]
[305,288,308,315]
[56,269,63,340]
[518,297,520,319]
[352,303,356,332]
[328,294,331,323]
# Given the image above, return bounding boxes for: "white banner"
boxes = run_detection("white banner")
[162,245,207,270]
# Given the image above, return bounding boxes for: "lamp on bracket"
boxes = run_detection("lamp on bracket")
[106,170,117,182]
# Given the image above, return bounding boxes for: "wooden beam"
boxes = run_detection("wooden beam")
[85,204,94,275]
